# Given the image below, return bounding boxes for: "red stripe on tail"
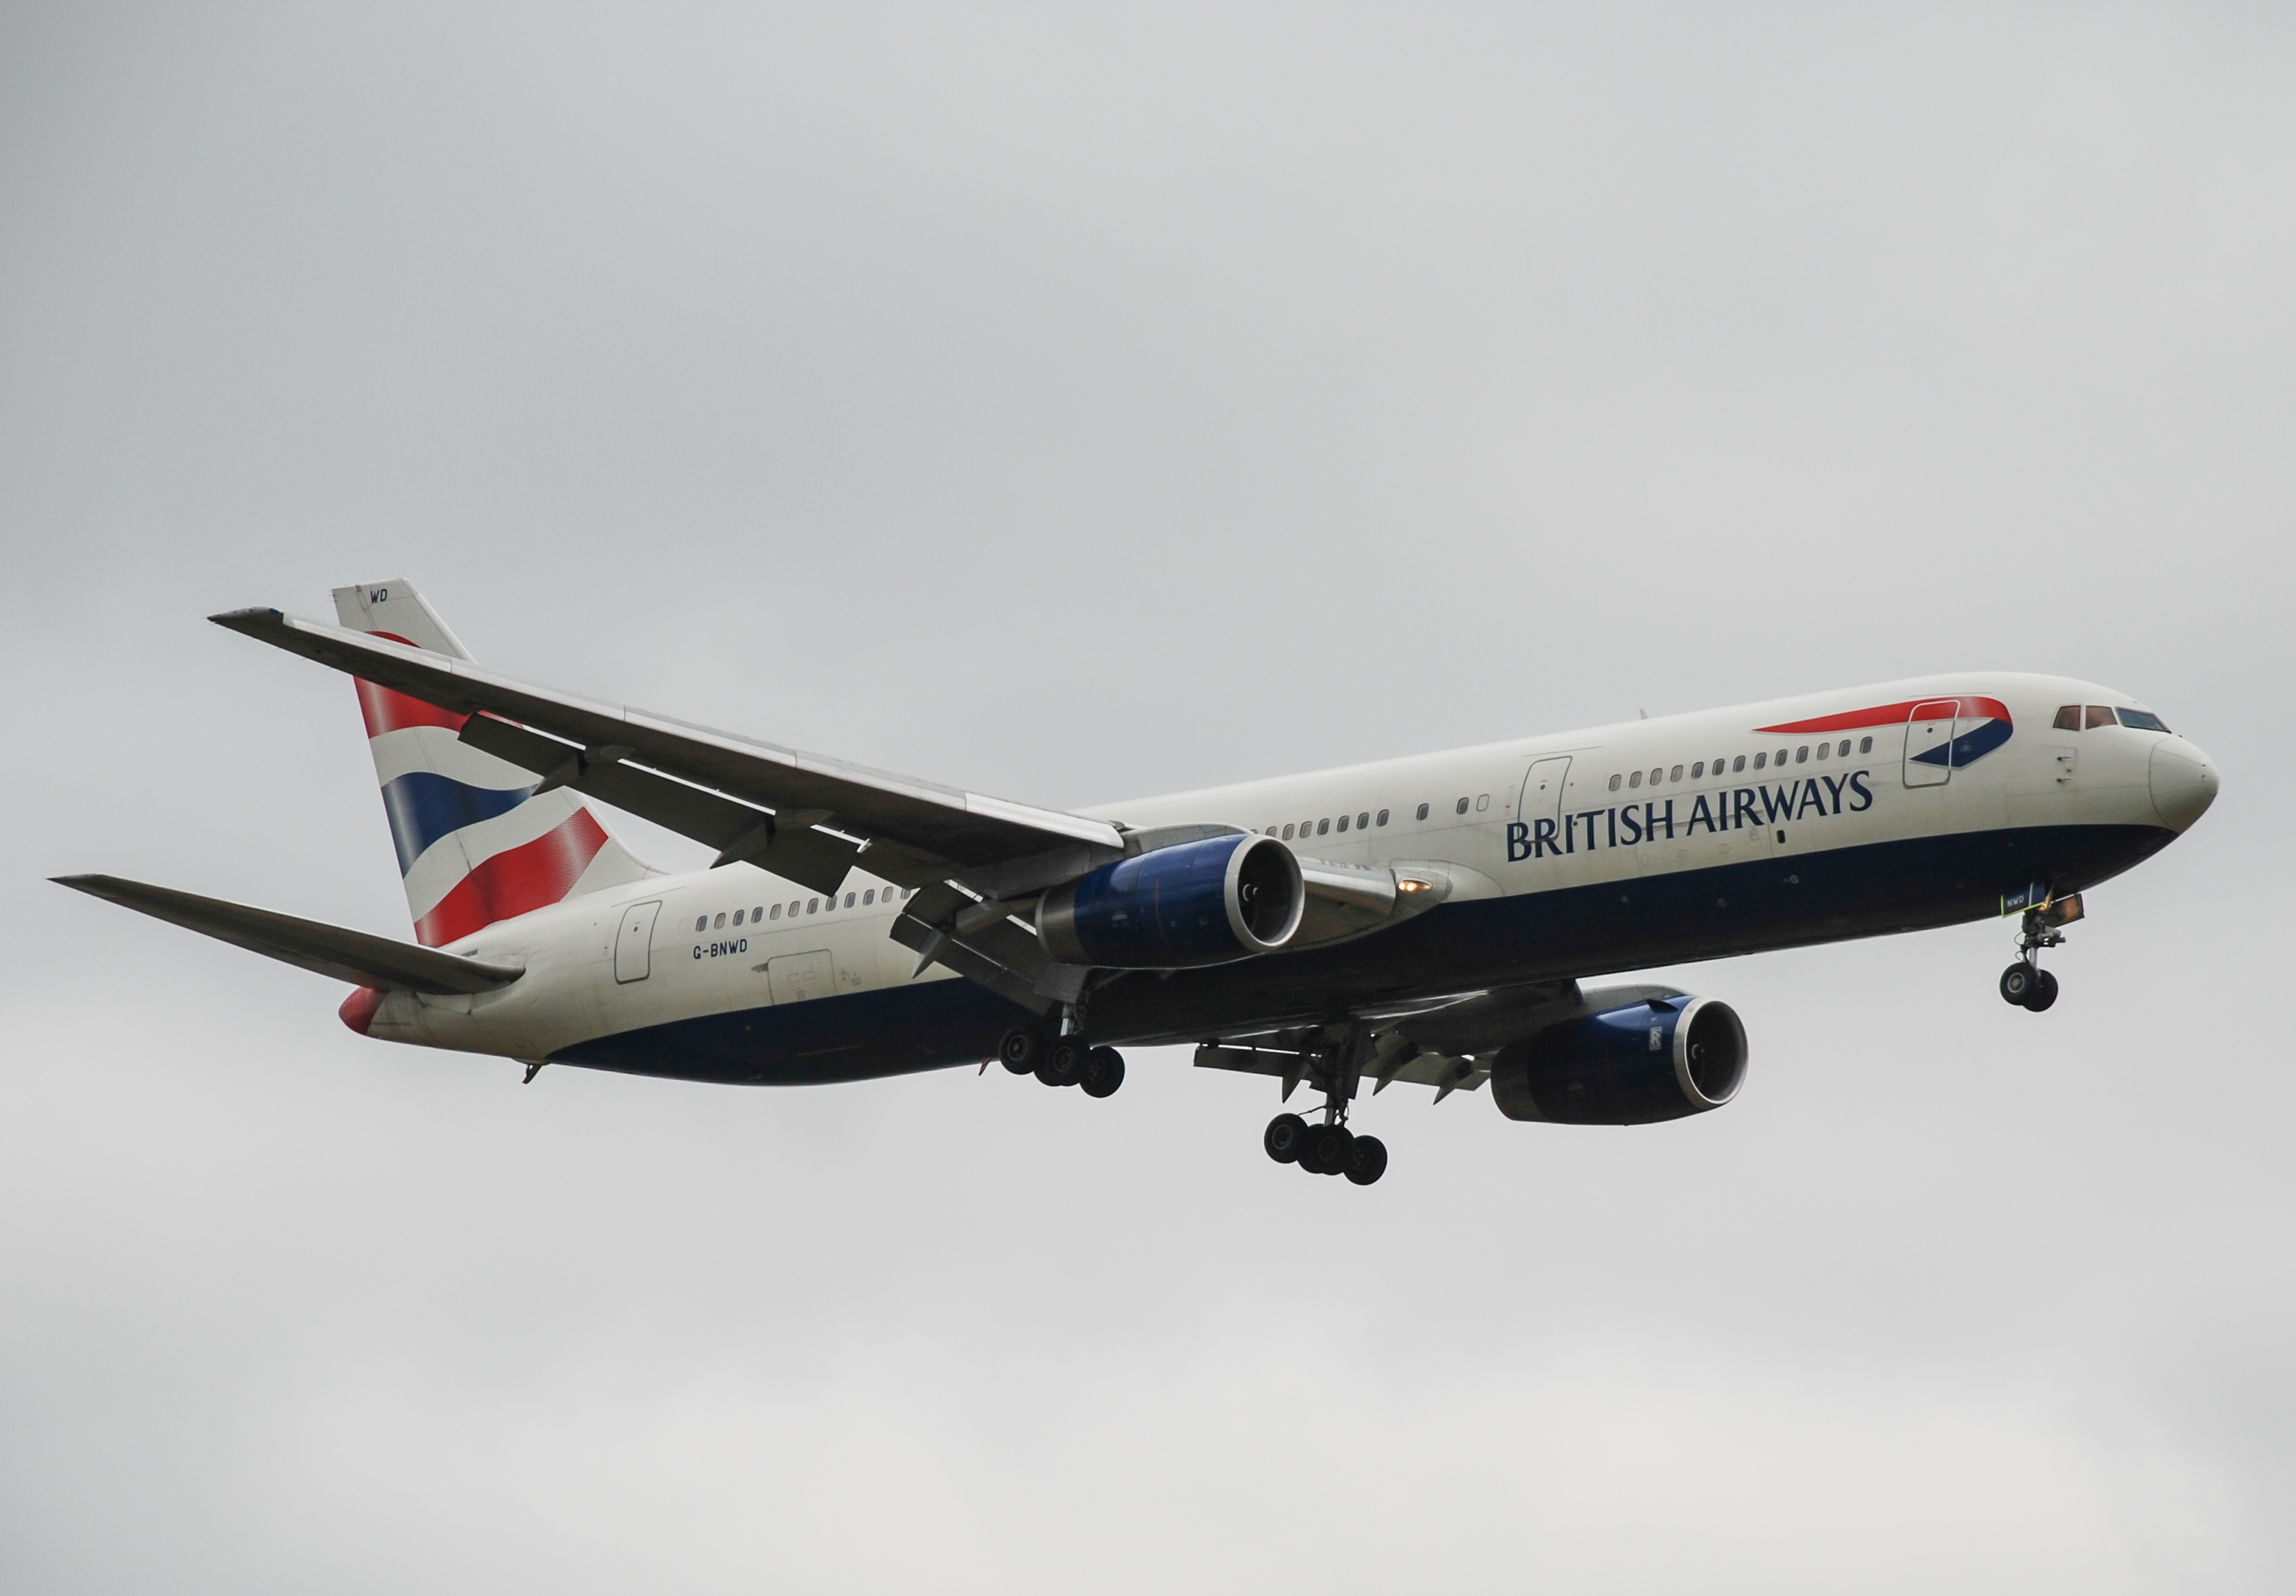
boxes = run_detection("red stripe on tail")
[352,631,468,737]
[355,678,468,738]
[414,810,609,947]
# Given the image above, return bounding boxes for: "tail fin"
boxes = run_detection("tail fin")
[333,579,654,947]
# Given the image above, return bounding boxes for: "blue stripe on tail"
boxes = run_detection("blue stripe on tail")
[379,771,535,874]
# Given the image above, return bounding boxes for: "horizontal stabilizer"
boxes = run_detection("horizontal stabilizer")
[52,875,524,994]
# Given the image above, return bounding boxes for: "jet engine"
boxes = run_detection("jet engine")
[1489,996,1747,1125]
[1037,834,1304,969]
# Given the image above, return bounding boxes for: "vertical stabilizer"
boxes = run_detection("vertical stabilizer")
[332,579,654,946]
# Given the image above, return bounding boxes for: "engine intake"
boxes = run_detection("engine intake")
[1489,996,1747,1125]
[1038,834,1304,969]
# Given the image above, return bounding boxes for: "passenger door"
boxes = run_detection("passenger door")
[767,949,837,1005]
[1902,700,1959,789]
[613,900,662,983]
[1516,756,1573,846]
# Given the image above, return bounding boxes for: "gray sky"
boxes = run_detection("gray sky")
[3,4,2291,1590]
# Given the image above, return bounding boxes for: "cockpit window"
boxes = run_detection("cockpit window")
[2053,705,2081,731]
[2116,708,2171,733]
[2086,705,2117,729]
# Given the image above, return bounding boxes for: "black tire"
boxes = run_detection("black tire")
[1263,1112,1309,1163]
[1999,964,2036,1006]
[998,1025,1043,1074]
[2025,969,2060,1012]
[1299,1122,1353,1176]
[1081,1047,1126,1098]
[1037,1036,1085,1087]
[1344,1134,1388,1187]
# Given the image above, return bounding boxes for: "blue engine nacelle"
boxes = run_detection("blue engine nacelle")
[1489,996,1748,1125]
[1037,834,1304,969]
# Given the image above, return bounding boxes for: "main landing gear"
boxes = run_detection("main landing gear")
[1999,894,2083,1014]
[997,1024,1125,1098]
[1264,1112,1387,1185]
[1259,1029,1387,1185]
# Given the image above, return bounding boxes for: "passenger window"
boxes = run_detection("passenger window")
[1669,765,1683,782]
[1336,815,1349,832]
[1858,737,1872,753]
[1753,752,1767,769]
[732,909,744,926]
[1608,774,1622,792]
[2117,708,2171,732]
[770,903,782,920]
[863,889,876,906]
[2087,705,2115,729]
[1732,755,1746,772]
[752,906,763,921]
[1282,823,1295,840]
[789,900,800,917]
[2054,705,2082,730]
[845,893,856,908]
[1455,798,1469,815]
[1796,746,1810,763]
[807,899,819,914]
[1476,795,1489,811]
[714,912,726,929]
[1648,768,1662,786]
[1691,761,1705,778]
[694,915,707,932]
[1629,770,1643,789]
[1816,743,1829,760]
[1317,819,1331,834]
[1377,809,1389,825]
[1358,812,1370,829]
[1415,803,1429,821]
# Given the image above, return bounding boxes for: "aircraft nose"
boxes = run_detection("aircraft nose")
[2149,739,2220,831]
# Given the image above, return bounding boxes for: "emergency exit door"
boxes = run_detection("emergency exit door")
[614,900,662,983]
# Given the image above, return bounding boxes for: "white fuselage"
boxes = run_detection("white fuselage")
[358,672,2214,1073]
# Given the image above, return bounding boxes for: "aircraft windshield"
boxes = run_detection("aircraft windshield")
[2115,708,2171,732]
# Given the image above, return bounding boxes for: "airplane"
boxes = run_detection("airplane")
[55,579,2220,1187]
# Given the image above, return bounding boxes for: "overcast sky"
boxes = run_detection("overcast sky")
[3,4,2292,1591]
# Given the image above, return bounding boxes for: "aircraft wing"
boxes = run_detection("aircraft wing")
[212,607,1126,894]
[52,874,522,993]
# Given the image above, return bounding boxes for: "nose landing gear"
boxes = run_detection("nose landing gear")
[1999,893,2082,1013]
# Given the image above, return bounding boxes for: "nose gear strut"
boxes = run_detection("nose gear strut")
[1999,893,2083,1012]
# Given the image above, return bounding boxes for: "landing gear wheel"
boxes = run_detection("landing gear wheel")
[2025,969,2060,1012]
[998,1025,1043,1074]
[1999,964,2037,1007]
[1036,1036,1085,1087]
[1343,1134,1388,1186]
[1298,1122,1355,1176]
[1080,1047,1126,1098]
[1263,1112,1309,1164]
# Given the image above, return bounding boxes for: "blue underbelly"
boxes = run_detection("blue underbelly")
[552,822,2172,1087]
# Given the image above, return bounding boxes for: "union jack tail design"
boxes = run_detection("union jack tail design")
[332,579,654,947]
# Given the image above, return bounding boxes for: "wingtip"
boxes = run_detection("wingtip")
[207,606,285,633]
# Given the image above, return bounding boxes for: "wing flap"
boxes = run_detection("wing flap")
[53,875,522,994]
[455,714,873,896]
[211,608,1125,874]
